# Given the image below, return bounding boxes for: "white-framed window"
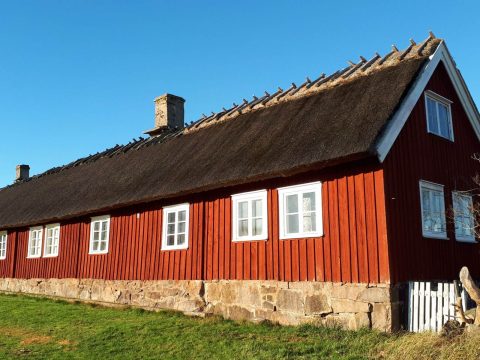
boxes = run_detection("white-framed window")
[162,203,189,250]
[452,192,476,243]
[44,223,60,257]
[231,190,268,241]
[425,90,454,141]
[0,231,7,260]
[278,182,323,239]
[28,226,43,258]
[419,180,447,239]
[89,215,110,255]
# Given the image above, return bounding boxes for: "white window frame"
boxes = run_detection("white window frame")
[0,231,7,260]
[89,215,110,255]
[278,182,323,240]
[27,226,43,258]
[231,190,268,242]
[419,180,447,240]
[162,203,190,250]
[424,90,454,141]
[452,192,476,243]
[43,223,60,257]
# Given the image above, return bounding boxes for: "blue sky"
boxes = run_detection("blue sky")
[0,1,479,187]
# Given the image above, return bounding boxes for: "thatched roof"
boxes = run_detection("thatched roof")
[0,36,441,229]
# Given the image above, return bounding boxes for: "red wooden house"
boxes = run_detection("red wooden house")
[0,33,478,331]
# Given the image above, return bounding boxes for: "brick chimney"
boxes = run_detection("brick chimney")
[144,94,185,136]
[15,164,30,182]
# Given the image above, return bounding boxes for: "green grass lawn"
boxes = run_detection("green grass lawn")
[0,293,478,360]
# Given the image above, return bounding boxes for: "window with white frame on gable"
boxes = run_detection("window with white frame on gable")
[419,180,447,239]
[425,91,454,141]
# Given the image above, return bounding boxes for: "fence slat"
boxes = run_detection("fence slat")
[443,283,449,325]
[408,282,413,332]
[425,282,431,331]
[413,282,419,332]
[407,281,458,333]
[449,284,455,322]
[437,283,444,331]
[431,285,437,332]
[419,282,425,331]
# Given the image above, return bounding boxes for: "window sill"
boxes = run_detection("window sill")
[161,245,189,251]
[280,232,324,240]
[232,237,268,243]
[43,254,59,258]
[0,257,6,261]
[456,237,477,244]
[160,244,188,251]
[422,233,448,240]
[88,251,109,255]
[26,255,42,259]
[427,131,454,143]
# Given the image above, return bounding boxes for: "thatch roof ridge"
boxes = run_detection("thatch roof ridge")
[186,33,441,131]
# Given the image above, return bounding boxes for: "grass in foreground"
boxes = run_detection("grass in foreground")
[0,294,479,359]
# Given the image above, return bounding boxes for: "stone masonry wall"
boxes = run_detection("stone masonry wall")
[0,278,399,331]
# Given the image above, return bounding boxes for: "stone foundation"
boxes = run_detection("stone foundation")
[0,278,399,331]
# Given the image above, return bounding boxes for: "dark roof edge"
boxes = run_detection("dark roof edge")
[1,151,374,230]
[369,57,429,157]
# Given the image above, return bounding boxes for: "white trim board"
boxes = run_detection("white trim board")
[375,41,480,162]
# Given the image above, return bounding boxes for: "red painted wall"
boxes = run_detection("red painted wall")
[0,231,16,278]
[3,165,390,284]
[384,62,480,283]
[201,168,389,283]
[14,223,80,279]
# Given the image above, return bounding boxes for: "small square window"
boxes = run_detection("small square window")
[89,216,110,255]
[419,181,447,239]
[425,91,454,141]
[452,192,476,243]
[44,224,60,257]
[0,231,7,260]
[231,190,268,242]
[162,204,189,250]
[278,182,323,239]
[28,227,43,258]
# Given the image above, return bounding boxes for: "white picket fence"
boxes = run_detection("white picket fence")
[407,281,467,332]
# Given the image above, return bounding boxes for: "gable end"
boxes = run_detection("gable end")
[375,41,480,162]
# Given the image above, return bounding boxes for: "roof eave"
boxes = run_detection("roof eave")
[0,151,375,230]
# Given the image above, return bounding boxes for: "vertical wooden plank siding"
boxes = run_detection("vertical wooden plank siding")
[6,166,390,283]
[383,63,480,283]
[13,223,80,279]
[0,231,16,278]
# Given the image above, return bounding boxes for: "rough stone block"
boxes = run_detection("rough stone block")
[371,303,392,332]
[277,289,304,314]
[331,283,367,300]
[262,301,275,311]
[331,299,371,313]
[349,312,371,330]
[227,305,253,321]
[305,294,331,315]
[356,287,390,303]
